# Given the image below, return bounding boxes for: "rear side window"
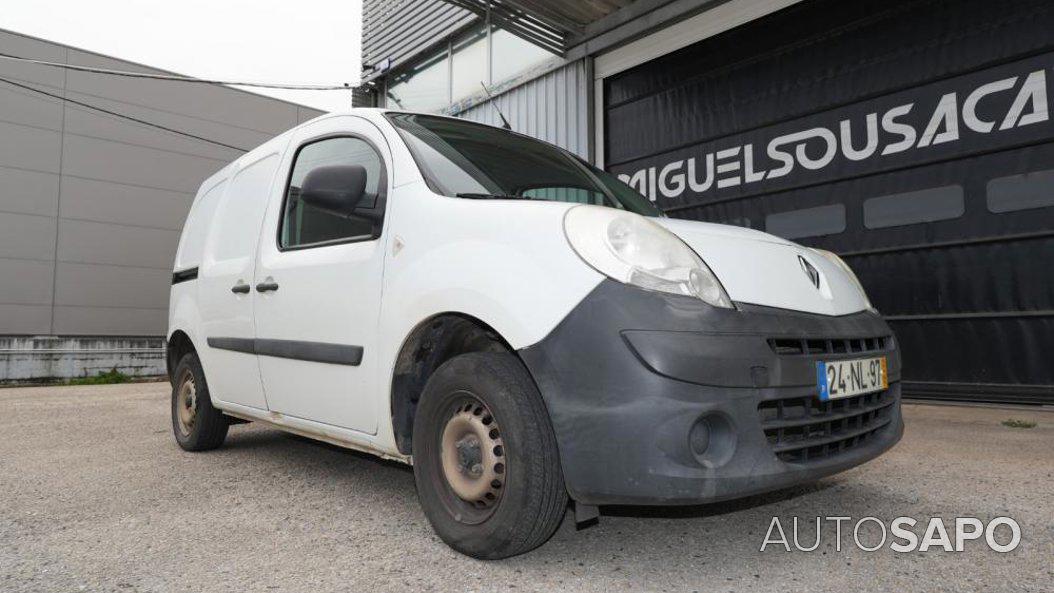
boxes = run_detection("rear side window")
[280,137,384,249]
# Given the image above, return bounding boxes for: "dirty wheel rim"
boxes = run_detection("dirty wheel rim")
[437,393,506,523]
[175,370,197,437]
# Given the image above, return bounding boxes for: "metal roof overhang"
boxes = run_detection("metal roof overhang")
[441,0,635,56]
[439,0,736,61]
[359,0,723,85]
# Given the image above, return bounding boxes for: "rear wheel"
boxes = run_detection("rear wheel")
[412,352,567,559]
[171,352,229,451]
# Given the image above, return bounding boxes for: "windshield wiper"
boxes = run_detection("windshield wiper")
[455,192,529,200]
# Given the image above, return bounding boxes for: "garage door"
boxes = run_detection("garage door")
[603,0,1054,404]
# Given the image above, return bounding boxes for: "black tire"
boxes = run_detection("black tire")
[171,352,229,451]
[412,352,567,559]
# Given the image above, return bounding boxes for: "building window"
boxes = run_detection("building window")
[987,169,1054,213]
[765,204,846,239]
[452,25,489,104]
[863,185,964,229]
[385,47,449,113]
[384,22,558,113]
[490,26,556,87]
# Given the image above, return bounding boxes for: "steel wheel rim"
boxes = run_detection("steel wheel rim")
[437,393,506,523]
[176,371,197,437]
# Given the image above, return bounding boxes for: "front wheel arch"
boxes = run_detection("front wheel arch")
[390,313,512,456]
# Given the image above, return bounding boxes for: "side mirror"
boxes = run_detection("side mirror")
[299,165,368,218]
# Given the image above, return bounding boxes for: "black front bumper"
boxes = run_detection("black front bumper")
[518,280,903,506]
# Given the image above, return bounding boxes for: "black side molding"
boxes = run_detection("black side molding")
[207,337,255,355]
[207,337,363,366]
[172,267,199,285]
[255,339,362,365]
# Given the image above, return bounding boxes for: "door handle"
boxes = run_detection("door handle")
[231,283,250,294]
[255,281,280,293]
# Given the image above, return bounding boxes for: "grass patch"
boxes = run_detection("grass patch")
[1001,418,1037,429]
[68,368,131,386]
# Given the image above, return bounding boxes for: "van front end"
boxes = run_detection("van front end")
[520,278,903,506]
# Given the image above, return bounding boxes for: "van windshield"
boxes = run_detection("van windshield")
[385,112,662,217]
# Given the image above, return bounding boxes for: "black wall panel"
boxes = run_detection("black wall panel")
[604,0,1054,403]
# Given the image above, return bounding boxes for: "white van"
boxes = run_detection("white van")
[168,109,902,558]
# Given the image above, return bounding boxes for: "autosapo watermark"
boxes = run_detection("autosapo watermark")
[760,516,1021,553]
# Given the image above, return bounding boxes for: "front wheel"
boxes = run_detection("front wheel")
[412,352,568,559]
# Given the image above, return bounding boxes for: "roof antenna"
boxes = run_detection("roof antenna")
[480,81,511,130]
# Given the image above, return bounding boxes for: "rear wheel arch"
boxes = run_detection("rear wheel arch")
[166,329,197,384]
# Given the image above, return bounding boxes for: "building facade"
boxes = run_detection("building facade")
[0,29,322,381]
[361,0,1054,405]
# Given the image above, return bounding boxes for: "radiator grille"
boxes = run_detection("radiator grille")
[758,389,895,463]
[768,335,892,356]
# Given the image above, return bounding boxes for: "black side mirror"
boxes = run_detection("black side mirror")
[299,165,368,218]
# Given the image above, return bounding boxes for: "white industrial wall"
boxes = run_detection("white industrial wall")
[0,30,322,380]
[0,29,322,338]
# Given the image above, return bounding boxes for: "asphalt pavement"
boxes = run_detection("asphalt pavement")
[1,382,1050,592]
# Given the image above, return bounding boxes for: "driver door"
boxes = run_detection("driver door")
[251,116,389,434]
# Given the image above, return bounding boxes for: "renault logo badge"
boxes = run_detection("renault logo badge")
[798,255,821,289]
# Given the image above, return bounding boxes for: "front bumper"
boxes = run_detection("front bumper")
[518,280,903,506]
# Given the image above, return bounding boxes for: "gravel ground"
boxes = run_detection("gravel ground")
[0,382,1051,593]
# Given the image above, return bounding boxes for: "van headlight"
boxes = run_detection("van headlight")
[563,205,733,308]
[811,248,877,312]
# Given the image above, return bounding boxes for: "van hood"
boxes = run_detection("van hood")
[654,218,871,316]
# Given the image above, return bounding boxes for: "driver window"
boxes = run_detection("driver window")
[281,137,383,249]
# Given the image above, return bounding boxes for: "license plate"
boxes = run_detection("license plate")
[816,357,888,400]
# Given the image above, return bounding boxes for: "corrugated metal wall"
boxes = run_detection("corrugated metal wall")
[453,59,593,159]
[362,0,476,78]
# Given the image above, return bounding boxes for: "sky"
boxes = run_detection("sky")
[3,0,362,113]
